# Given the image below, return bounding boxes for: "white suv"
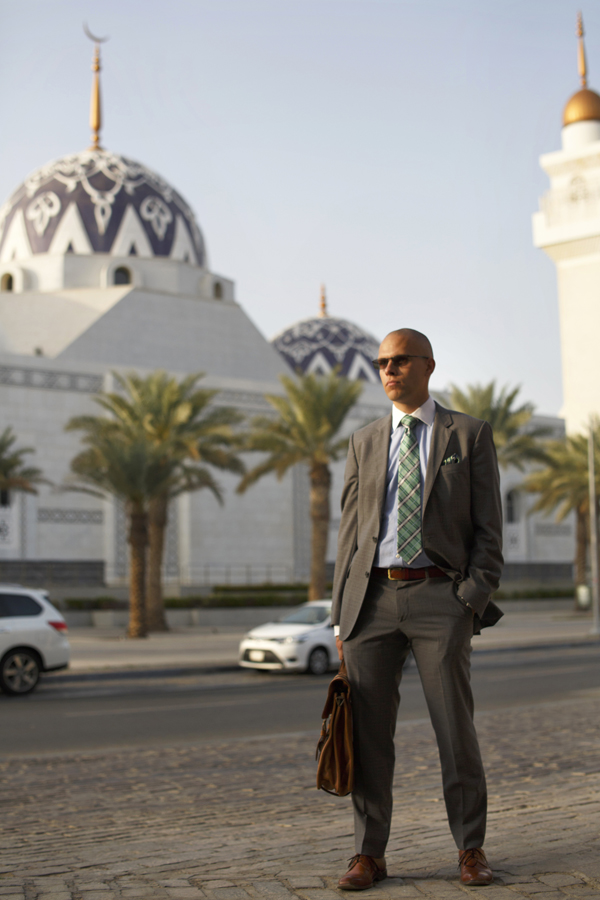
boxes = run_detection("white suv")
[0,585,70,695]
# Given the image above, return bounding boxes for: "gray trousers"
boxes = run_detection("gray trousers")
[343,573,487,857]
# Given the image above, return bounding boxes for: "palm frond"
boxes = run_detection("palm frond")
[524,427,600,521]
[66,369,245,505]
[240,370,362,490]
[449,380,549,470]
[0,427,46,494]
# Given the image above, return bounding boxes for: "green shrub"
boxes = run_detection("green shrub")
[164,594,306,608]
[64,597,128,610]
[492,588,574,600]
[63,587,336,610]
[211,583,307,594]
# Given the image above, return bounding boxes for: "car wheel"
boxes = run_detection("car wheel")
[307,647,329,676]
[0,649,41,695]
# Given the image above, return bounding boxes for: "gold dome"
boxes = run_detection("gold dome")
[563,87,600,126]
[562,14,600,126]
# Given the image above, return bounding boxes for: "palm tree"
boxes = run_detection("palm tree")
[448,382,551,470]
[72,371,245,631]
[238,371,363,601]
[0,427,46,496]
[524,425,600,587]
[66,427,174,638]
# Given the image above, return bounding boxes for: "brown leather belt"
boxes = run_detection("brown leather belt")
[371,565,448,581]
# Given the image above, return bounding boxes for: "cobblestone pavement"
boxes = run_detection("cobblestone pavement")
[2,692,600,899]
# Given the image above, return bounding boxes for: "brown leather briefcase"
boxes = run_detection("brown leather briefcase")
[315,659,354,796]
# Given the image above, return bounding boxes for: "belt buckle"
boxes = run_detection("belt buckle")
[387,567,402,581]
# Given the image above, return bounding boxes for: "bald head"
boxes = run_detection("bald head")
[386,329,433,359]
[376,328,436,412]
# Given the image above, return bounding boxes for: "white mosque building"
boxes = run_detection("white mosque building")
[0,40,575,594]
[0,40,393,591]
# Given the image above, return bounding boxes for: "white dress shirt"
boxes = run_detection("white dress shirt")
[334,396,437,637]
[373,394,436,568]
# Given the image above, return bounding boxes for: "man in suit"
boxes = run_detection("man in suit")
[331,328,503,890]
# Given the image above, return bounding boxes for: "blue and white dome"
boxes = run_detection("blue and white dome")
[272,315,380,383]
[0,148,205,266]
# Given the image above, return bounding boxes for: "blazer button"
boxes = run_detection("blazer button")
[365,571,370,578]
[372,536,378,543]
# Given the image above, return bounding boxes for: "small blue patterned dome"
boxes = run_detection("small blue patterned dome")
[272,315,380,383]
[0,148,205,265]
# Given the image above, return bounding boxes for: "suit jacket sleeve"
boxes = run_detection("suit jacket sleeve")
[456,419,503,616]
[330,434,359,627]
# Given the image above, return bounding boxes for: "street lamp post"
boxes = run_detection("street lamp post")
[588,424,600,635]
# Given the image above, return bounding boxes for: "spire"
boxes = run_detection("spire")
[577,11,588,88]
[319,284,328,318]
[84,24,109,151]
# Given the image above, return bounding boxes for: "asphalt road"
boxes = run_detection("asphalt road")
[1,643,599,757]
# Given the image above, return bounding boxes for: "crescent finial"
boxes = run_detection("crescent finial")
[83,22,109,44]
[84,25,107,150]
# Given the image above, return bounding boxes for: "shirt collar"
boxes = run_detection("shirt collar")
[392,394,436,430]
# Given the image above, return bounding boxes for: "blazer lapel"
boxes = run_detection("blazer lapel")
[371,413,393,521]
[423,403,453,513]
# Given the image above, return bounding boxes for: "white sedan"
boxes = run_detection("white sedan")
[0,586,70,695]
[239,600,337,675]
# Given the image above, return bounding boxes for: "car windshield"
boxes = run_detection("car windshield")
[280,606,330,625]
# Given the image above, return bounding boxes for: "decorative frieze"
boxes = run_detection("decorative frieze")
[535,523,572,536]
[216,390,272,411]
[0,365,103,393]
[38,508,103,524]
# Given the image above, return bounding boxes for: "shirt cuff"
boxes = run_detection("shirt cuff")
[333,625,340,637]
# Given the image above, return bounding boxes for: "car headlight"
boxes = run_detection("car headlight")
[284,633,309,644]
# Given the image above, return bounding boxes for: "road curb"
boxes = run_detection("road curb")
[44,664,241,683]
[471,636,600,655]
[43,636,600,684]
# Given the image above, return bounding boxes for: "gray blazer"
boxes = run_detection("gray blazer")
[331,402,504,641]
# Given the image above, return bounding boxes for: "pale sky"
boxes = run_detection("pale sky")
[0,0,594,416]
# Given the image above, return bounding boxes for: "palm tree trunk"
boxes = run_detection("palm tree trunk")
[309,463,331,602]
[127,501,148,638]
[575,505,587,587]
[146,493,169,632]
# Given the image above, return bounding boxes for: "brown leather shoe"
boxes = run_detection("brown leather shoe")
[338,855,387,891]
[459,848,493,886]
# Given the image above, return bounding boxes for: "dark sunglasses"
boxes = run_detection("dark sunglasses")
[371,354,430,370]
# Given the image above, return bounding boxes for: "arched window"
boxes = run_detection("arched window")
[570,175,588,203]
[113,266,132,285]
[506,489,520,524]
[1,273,14,292]
[213,280,223,299]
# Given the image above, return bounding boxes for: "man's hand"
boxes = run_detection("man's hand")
[336,635,344,661]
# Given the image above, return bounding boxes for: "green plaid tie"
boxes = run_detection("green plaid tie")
[396,414,423,564]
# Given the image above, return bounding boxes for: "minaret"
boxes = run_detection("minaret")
[533,13,600,433]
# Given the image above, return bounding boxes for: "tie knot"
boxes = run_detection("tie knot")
[401,415,420,431]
